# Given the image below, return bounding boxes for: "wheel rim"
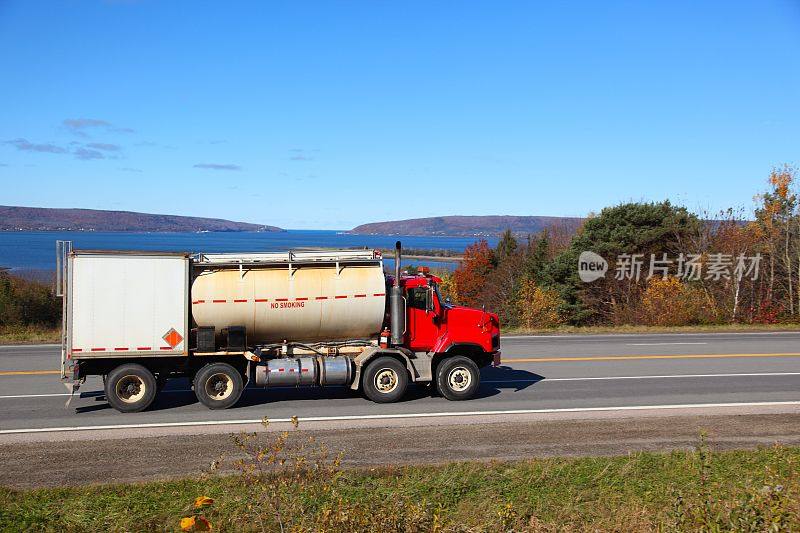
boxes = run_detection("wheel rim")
[447,367,472,392]
[204,372,234,400]
[374,368,399,394]
[115,375,146,404]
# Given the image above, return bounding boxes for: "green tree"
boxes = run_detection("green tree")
[495,229,518,260]
[522,230,551,283]
[546,201,701,324]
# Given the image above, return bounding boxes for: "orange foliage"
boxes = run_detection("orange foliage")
[516,279,564,329]
[452,240,494,308]
[180,515,212,531]
[638,277,715,326]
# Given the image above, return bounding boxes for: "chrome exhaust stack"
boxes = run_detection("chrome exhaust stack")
[390,241,405,346]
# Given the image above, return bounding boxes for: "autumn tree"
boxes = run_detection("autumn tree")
[755,165,799,318]
[451,240,495,308]
[699,211,764,321]
[482,234,524,327]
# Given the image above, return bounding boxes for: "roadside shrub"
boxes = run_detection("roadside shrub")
[516,279,564,329]
[0,271,61,328]
[636,276,716,326]
[750,298,781,324]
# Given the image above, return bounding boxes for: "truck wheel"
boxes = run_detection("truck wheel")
[105,364,158,413]
[194,363,244,410]
[436,356,480,401]
[362,356,408,403]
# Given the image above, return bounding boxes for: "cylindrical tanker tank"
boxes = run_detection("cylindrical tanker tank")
[191,263,387,344]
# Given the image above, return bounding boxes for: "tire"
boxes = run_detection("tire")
[194,363,244,410]
[105,363,158,413]
[362,356,409,403]
[436,356,480,401]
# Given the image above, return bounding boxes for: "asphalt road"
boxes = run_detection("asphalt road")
[1,332,799,435]
[1,332,799,487]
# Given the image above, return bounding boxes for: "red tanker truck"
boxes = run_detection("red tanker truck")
[57,241,500,412]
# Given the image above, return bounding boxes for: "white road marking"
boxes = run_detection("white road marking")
[2,400,799,435]
[483,372,800,383]
[1,372,798,400]
[0,344,60,350]
[0,393,75,399]
[626,342,708,346]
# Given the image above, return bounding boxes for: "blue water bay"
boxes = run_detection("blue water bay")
[0,230,497,272]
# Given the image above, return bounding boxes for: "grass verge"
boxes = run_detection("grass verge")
[1,443,797,532]
[0,325,60,345]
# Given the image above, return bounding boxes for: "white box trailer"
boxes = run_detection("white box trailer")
[60,249,190,379]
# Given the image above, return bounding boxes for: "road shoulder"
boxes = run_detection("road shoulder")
[2,412,798,488]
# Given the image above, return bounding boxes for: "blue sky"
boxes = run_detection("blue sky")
[1,1,798,230]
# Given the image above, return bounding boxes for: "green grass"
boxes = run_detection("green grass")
[0,325,59,345]
[1,444,797,532]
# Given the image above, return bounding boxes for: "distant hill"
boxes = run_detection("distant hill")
[350,215,584,237]
[0,206,283,233]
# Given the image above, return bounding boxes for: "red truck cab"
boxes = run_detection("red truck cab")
[399,271,501,367]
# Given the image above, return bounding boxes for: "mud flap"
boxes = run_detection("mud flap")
[64,380,81,408]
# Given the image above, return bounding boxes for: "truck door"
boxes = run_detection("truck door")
[406,286,440,352]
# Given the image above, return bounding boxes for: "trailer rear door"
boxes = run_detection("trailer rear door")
[66,251,189,362]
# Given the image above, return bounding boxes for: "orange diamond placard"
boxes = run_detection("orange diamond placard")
[162,328,183,348]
